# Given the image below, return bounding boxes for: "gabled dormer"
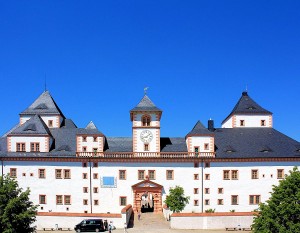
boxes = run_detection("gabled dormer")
[186,120,215,155]
[7,115,53,152]
[130,95,162,153]
[76,121,105,155]
[222,91,273,128]
[19,91,65,128]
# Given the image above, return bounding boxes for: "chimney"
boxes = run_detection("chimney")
[208,119,214,132]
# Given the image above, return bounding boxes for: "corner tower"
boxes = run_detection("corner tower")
[130,95,162,153]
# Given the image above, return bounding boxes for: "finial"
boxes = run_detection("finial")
[144,87,149,95]
[245,84,248,92]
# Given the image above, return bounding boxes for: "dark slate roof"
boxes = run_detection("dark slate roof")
[222,92,272,124]
[20,91,65,118]
[105,137,133,152]
[186,121,212,137]
[214,128,300,158]
[8,115,52,136]
[160,137,187,152]
[130,95,162,112]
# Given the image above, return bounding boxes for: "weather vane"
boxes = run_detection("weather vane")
[144,87,149,95]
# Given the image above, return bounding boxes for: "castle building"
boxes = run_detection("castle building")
[0,90,299,216]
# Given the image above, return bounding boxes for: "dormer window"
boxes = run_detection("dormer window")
[261,120,266,126]
[48,120,53,127]
[30,143,40,152]
[16,143,26,152]
[260,146,272,153]
[142,115,151,126]
[194,147,199,157]
[82,136,87,142]
[240,120,245,126]
[93,136,97,142]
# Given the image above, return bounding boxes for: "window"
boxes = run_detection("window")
[93,173,98,179]
[83,173,88,179]
[30,143,40,152]
[194,200,199,206]
[93,187,98,193]
[94,200,99,205]
[10,168,17,178]
[249,195,261,205]
[205,174,210,180]
[194,147,199,157]
[231,170,238,180]
[204,143,209,150]
[240,120,245,126]
[38,169,46,179]
[120,196,127,206]
[82,147,87,152]
[48,120,53,127]
[93,148,98,154]
[83,199,88,205]
[83,187,88,193]
[64,169,71,179]
[194,188,199,194]
[231,195,238,205]
[55,169,62,179]
[82,136,87,142]
[30,173,34,177]
[166,170,174,180]
[142,115,151,126]
[218,188,224,194]
[204,188,210,194]
[39,195,46,204]
[194,174,199,180]
[148,170,155,180]
[119,170,126,180]
[16,143,25,152]
[64,195,71,205]
[218,199,224,205]
[252,170,259,179]
[223,170,230,180]
[277,169,284,179]
[56,195,63,205]
[138,170,145,180]
[93,162,98,168]
[93,136,97,142]
[261,120,266,126]
[205,162,210,168]
[204,199,210,205]
[22,173,26,177]
[144,144,149,151]
[194,162,199,168]
[82,162,87,167]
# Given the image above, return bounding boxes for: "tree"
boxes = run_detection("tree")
[252,167,300,233]
[164,185,190,213]
[0,175,38,233]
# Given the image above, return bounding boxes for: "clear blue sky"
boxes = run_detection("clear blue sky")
[0,1,300,141]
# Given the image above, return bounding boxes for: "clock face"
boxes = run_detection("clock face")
[140,130,153,143]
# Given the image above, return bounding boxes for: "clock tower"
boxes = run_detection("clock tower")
[130,94,162,153]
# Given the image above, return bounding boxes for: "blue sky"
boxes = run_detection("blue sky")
[0,1,300,141]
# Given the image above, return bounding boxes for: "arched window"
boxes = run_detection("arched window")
[142,115,151,126]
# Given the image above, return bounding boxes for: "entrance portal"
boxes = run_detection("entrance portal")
[132,179,163,213]
[141,191,154,213]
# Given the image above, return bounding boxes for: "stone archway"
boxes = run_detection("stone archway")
[132,179,163,213]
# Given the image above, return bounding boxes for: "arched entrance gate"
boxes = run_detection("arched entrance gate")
[132,179,163,213]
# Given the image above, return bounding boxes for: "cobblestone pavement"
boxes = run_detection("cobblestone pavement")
[37,212,252,233]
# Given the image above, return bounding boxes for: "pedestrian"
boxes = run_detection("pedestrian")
[124,222,128,233]
[104,219,108,231]
[108,222,112,233]
[138,210,141,220]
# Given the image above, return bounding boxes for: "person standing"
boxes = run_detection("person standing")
[124,222,128,233]
[138,210,141,220]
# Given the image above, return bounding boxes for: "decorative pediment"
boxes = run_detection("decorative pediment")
[132,179,163,190]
